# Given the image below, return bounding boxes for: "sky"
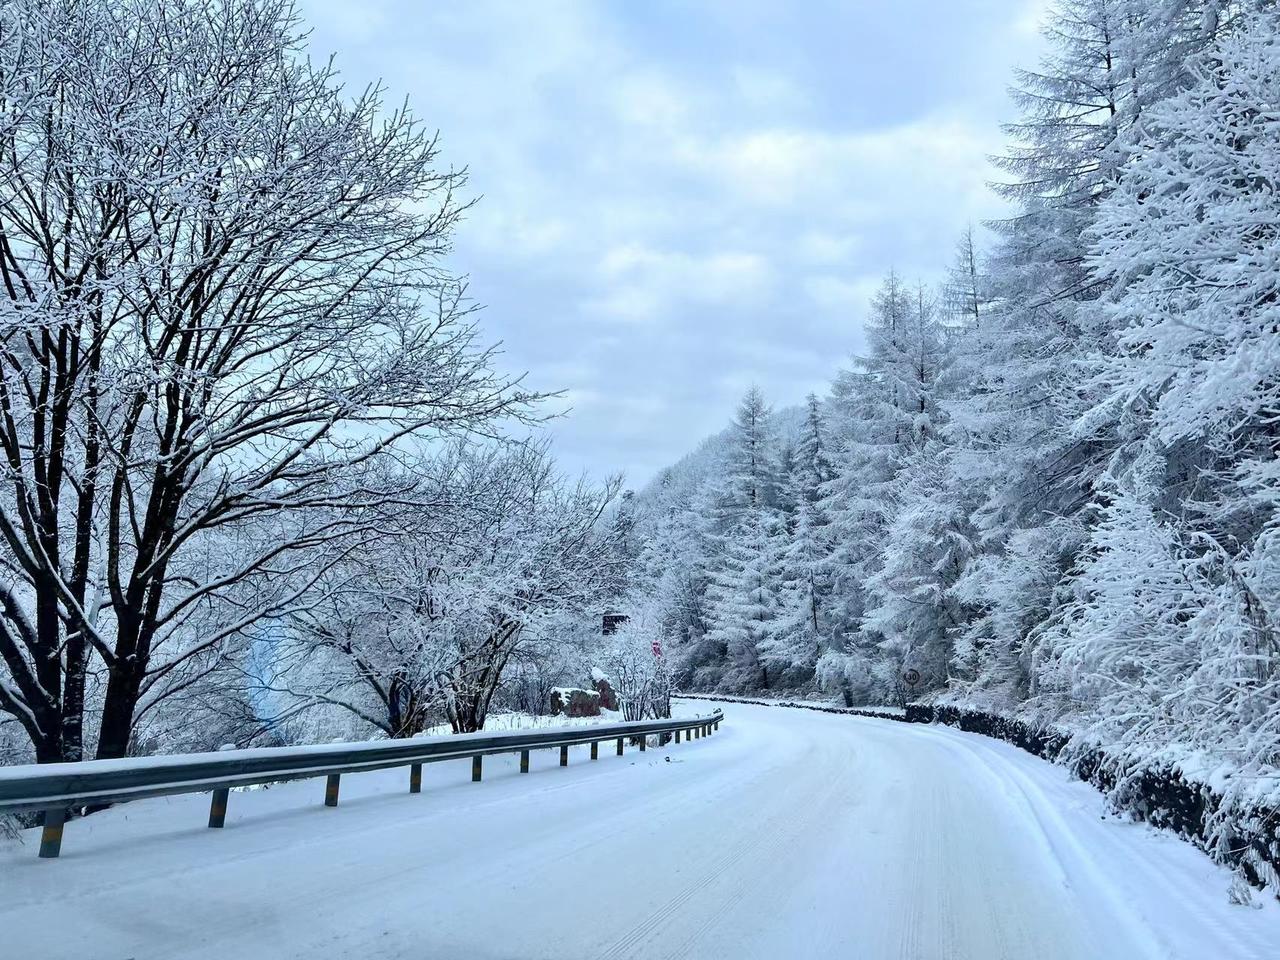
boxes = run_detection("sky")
[299,0,1048,486]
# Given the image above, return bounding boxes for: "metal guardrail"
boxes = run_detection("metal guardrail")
[0,709,724,858]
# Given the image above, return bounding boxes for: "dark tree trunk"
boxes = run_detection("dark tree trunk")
[386,675,428,739]
[96,660,144,760]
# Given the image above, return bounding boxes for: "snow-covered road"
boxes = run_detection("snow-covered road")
[2,700,1277,960]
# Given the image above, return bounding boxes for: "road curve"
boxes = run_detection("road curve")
[1,700,1276,959]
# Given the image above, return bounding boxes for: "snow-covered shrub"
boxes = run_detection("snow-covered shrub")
[597,608,672,721]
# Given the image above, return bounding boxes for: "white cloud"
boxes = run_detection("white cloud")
[297,0,1035,482]
[610,71,699,132]
[679,117,1003,223]
[803,274,877,314]
[729,65,811,114]
[587,245,776,323]
[795,231,861,265]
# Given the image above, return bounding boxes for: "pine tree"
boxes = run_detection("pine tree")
[769,396,835,684]
[703,509,788,692]
[1052,10,1280,770]
[941,224,988,330]
[863,440,971,694]
[857,283,957,697]
[816,273,953,701]
[719,385,781,521]
[629,472,718,690]
[698,386,788,690]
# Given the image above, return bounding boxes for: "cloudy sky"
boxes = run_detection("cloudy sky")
[299,0,1047,486]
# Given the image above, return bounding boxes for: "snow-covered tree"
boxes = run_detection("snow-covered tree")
[863,442,972,696]
[598,602,673,721]
[716,386,782,522]
[1044,8,1280,772]
[942,225,989,329]
[265,441,622,737]
[814,273,952,700]
[695,387,787,689]
[0,0,534,761]
[632,489,715,689]
[703,509,788,692]
[770,396,835,683]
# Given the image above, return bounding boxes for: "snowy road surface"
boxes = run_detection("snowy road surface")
[2,701,1277,960]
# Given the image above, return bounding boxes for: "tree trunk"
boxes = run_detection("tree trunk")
[96,661,144,760]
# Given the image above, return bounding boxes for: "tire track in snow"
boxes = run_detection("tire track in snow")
[597,717,864,960]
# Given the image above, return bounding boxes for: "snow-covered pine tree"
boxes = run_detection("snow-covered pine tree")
[936,0,1223,711]
[941,224,988,330]
[717,385,782,522]
[1052,7,1280,772]
[768,395,836,685]
[861,286,966,697]
[817,271,928,701]
[702,509,788,692]
[629,475,717,690]
[701,387,787,691]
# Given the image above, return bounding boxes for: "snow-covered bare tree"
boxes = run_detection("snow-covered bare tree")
[265,441,621,736]
[0,0,533,762]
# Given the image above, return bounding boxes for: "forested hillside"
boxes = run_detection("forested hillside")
[618,0,1280,807]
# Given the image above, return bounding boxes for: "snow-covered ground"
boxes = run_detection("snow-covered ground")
[680,691,908,715]
[420,702,699,736]
[1,700,1275,959]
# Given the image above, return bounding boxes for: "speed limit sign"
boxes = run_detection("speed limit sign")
[902,668,920,687]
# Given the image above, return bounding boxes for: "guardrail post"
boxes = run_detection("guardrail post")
[714,719,720,731]
[520,749,530,773]
[325,774,341,807]
[675,729,681,743]
[559,744,569,766]
[38,807,66,859]
[616,737,624,756]
[590,741,598,760]
[208,787,229,828]
[410,763,422,793]
[472,755,483,781]
[639,735,646,752]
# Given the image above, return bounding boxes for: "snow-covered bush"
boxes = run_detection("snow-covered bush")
[597,608,672,721]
